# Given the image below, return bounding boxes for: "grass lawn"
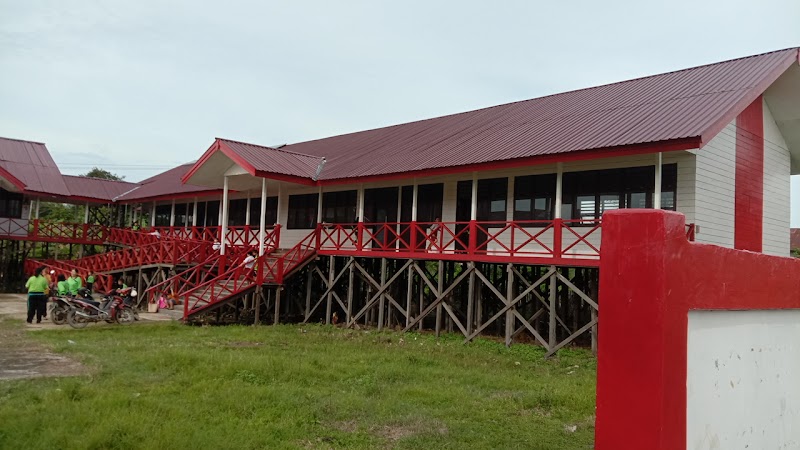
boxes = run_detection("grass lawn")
[0,319,596,449]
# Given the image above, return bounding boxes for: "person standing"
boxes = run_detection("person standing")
[242,251,257,279]
[25,266,48,324]
[66,269,83,296]
[86,271,95,294]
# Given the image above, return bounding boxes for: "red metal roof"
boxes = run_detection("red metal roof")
[0,137,70,196]
[188,47,799,184]
[117,163,220,202]
[219,139,324,179]
[61,175,139,202]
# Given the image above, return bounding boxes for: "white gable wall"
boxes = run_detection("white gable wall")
[762,100,791,256]
[693,122,737,248]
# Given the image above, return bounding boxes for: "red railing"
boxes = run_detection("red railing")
[316,219,605,262]
[153,225,280,250]
[32,220,109,244]
[24,259,114,293]
[183,229,318,319]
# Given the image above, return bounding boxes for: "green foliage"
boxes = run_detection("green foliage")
[81,167,124,181]
[0,322,597,449]
[792,248,800,258]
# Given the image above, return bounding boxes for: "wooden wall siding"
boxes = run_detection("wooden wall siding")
[693,121,737,248]
[762,100,791,256]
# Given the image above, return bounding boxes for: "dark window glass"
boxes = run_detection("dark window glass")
[0,189,23,218]
[400,186,413,222]
[287,193,319,229]
[562,163,678,222]
[477,178,507,223]
[364,187,398,223]
[416,184,443,223]
[174,203,188,227]
[228,199,247,226]
[154,205,171,227]
[514,174,556,221]
[205,201,220,226]
[249,197,278,226]
[322,190,356,224]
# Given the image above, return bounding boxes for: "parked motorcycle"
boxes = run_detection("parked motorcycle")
[66,292,135,329]
[48,295,77,325]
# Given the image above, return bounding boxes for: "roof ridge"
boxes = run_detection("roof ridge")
[63,174,138,185]
[0,136,46,145]
[217,137,325,160]
[280,47,800,149]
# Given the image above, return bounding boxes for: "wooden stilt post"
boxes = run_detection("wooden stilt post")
[304,266,313,321]
[417,265,424,332]
[346,258,355,324]
[405,263,413,328]
[325,256,334,324]
[435,260,443,337]
[377,258,387,331]
[274,287,281,325]
[548,266,557,351]
[254,287,261,325]
[466,262,476,335]
[505,263,514,347]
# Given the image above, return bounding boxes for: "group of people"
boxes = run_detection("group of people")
[24,267,99,324]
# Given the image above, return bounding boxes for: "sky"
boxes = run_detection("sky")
[1,0,799,222]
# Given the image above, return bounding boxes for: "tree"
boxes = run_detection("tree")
[82,167,124,181]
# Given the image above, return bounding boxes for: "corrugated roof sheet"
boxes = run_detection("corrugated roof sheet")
[116,163,218,202]
[62,175,139,202]
[0,137,70,195]
[200,47,799,183]
[219,139,325,179]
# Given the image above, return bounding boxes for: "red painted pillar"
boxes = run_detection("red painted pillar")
[409,221,417,252]
[357,222,364,252]
[734,96,764,252]
[468,220,477,255]
[595,209,688,450]
[552,218,563,259]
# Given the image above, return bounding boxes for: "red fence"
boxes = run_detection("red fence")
[152,225,280,250]
[316,219,605,265]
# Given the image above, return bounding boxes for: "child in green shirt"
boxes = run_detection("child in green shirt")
[86,271,95,293]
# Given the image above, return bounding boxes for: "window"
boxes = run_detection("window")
[514,174,555,221]
[154,205,171,227]
[205,201,220,226]
[228,199,247,226]
[174,203,188,227]
[0,189,22,218]
[477,178,507,223]
[562,164,678,222]
[417,184,443,222]
[287,193,318,229]
[249,197,278,226]
[322,190,356,224]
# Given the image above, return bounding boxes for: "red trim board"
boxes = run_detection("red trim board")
[734,96,764,252]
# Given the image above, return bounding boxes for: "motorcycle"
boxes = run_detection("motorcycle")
[48,295,79,325]
[66,291,135,329]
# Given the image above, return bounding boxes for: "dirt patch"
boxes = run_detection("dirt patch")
[227,341,264,348]
[0,298,86,380]
[330,418,449,443]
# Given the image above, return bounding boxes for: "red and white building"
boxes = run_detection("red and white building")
[2,48,799,346]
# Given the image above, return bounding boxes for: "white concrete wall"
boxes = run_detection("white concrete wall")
[693,121,737,248]
[687,310,800,449]
[762,100,791,257]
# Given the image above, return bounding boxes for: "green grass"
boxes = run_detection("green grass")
[0,320,596,449]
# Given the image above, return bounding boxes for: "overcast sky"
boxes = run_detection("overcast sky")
[1,1,799,222]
